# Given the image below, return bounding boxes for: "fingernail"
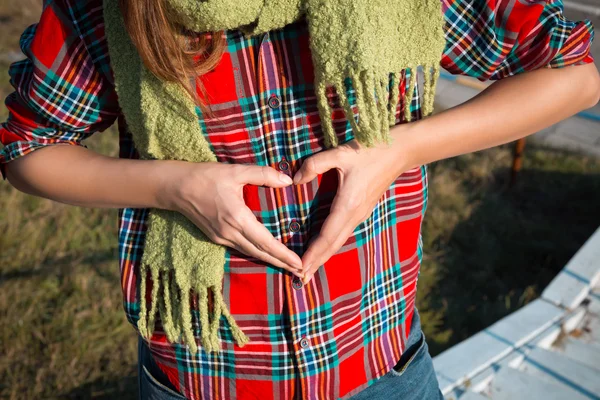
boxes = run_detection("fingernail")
[293,270,304,279]
[279,174,293,185]
[293,171,303,185]
[303,273,312,285]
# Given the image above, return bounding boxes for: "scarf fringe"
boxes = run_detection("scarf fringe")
[134,64,441,353]
[105,0,445,356]
[137,262,250,354]
[317,65,440,148]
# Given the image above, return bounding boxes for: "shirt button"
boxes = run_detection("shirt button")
[278,158,289,171]
[268,95,281,109]
[300,337,310,349]
[292,277,303,290]
[289,220,301,233]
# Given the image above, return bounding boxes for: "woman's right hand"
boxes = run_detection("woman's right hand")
[161,162,303,277]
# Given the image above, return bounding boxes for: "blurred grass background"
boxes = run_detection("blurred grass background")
[1,2,599,399]
[0,2,138,399]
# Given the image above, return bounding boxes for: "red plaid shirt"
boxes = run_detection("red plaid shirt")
[0,1,594,399]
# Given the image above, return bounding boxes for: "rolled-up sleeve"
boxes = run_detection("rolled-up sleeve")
[0,0,119,180]
[441,0,595,80]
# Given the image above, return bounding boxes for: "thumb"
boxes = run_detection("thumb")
[237,165,293,188]
[294,149,340,185]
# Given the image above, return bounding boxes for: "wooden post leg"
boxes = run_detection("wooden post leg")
[510,138,527,187]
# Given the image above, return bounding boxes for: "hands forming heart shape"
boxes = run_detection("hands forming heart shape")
[293,139,407,284]
[172,137,407,284]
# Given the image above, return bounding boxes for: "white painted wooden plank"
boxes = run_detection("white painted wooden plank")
[530,306,587,349]
[566,293,600,351]
[562,307,587,333]
[579,312,600,350]
[437,374,458,395]
[519,347,600,397]
[588,289,600,314]
[553,337,600,372]
[589,291,600,347]
[564,0,600,17]
[434,330,507,395]
[456,391,489,400]
[542,227,600,309]
[469,352,523,393]
[433,299,563,395]
[486,300,564,345]
[434,77,480,108]
[491,367,588,400]
[443,351,523,398]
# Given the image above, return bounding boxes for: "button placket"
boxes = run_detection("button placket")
[292,276,303,290]
[299,337,310,349]
[268,94,281,109]
[289,219,301,233]
[255,28,309,396]
[278,157,290,172]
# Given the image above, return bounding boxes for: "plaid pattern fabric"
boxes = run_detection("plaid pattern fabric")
[0,1,594,399]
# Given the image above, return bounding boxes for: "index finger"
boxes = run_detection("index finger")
[301,203,356,278]
[236,165,293,187]
[238,207,303,270]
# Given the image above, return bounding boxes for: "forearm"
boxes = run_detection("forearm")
[5,144,181,210]
[393,63,600,170]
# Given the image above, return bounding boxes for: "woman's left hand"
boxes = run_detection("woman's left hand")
[293,138,408,284]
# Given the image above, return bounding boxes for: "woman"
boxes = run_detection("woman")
[1,0,598,398]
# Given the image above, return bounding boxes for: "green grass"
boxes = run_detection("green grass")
[0,0,41,55]
[0,128,138,400]
[2,3,600,398]
[417,146,600,355]
[2,135,599,399]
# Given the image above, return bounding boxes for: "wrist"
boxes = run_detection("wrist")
[388,122,421,173]
[154,160,193,211]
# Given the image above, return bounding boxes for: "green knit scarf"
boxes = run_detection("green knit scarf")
[103,0,445,353]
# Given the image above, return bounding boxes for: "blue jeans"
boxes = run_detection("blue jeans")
[138,308,443,399]
[138,331,185,400]
[348,308,444,400]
